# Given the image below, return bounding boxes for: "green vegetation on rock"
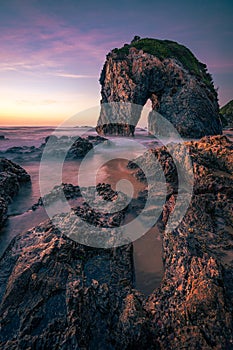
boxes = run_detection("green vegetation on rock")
[112,37,215,93]
[220,100,233,127]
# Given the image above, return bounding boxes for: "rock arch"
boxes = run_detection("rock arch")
[96,38,222,138]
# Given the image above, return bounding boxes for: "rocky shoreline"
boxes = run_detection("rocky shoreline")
[0,135,232,349]
[0,135,107,163]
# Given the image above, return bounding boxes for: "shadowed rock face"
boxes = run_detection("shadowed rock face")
[0,158,30,227]
[0,136,233,349]
[96,38,222,138]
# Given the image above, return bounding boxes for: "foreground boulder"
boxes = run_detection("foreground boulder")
[0,136,233,349]
[0,158,30,227]
[0,222,137,349]
[97,37,222,138]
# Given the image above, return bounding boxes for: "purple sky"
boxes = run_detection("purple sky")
[0,0,232,125]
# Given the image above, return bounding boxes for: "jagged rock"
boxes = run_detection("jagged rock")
[0,136,95,162]
[0,135,109,164]
[86,135,108,146]
[0,136,233,349]
[0,197,8,226]
[68,137,93,158]
[30,182,129,246]
[0,221,136,350]
[0,158,31,227]
[31,183,119,211]
[40,135,93,159]
[44,135,58,144]
[0,145,43,162]
[0,158,30,183]
[31,183,82,210]
[96,183,118,201]
[220,99,233,128]
[96,38,222,138]
[131,135,233,348]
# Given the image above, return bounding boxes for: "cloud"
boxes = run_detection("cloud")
[209,63,233,68]
[16,99,57,106]
[0,11,117,76]
[54,73,98,79]
[208,62,233,73]
[0,65,18,72]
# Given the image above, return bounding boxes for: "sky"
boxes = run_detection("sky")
[0,0,232,126]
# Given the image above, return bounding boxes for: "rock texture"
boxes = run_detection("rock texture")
[0,158,30,227]
[0,222,137,350]
[130,135,233,349]
[0,136,233,349]
[220,99,233,128]
[96,38,222,138]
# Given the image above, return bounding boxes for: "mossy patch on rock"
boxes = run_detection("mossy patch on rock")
[112,37,215,94]
[97,37,221,138]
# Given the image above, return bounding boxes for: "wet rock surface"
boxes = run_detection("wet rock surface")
[31,182,119,211]
[0,135,233,349]
[97,38,222,138]
[0,222,135,350]
[0,158,30,227]
[132,135,233,349]
[67,137,93,159]
[31,183,82,210]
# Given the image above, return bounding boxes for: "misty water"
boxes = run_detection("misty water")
[2,126,231,294]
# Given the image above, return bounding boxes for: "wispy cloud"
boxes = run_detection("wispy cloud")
[16,99,57,106]
[0,11,116,77]
[207,62,233,74]
[209,62,233,68]
[54,73,98,79]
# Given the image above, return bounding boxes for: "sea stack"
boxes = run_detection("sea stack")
[96,37,222,138]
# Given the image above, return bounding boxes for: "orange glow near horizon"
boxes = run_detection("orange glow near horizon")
[0,90,150,127]
[0,89,100,126]
[0,114,65,127]
[0,111,98,126]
